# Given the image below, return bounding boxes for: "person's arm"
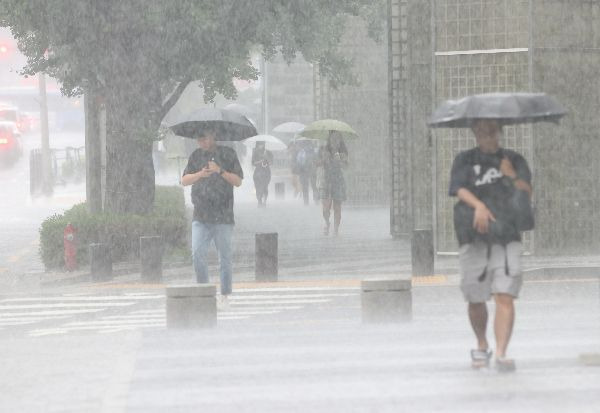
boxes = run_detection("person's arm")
[181,168,212,186]
[500,157,532,197]
[457,188,496,234]
[207,160,242,187]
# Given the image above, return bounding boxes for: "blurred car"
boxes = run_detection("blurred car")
[0,120,22,165]
[0,103,32,134]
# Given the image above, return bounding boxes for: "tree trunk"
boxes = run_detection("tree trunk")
[103,99,156,215]
[84,89,103,213]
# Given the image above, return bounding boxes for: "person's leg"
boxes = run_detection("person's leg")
[459,241,493,366]
[191,221,213,283]
[310,171,318,202]
[468,302,489,351]
[214,224,234,296]
[489,242,522,362]
[322,198,332,235]
[333,200,342,235]
[253,177,262,205]
[300,173,309,205]
[493,293,515,358]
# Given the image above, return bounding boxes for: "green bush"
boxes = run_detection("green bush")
[39,185,188,270]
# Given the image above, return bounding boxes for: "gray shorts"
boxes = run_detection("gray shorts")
[458,241,523,303]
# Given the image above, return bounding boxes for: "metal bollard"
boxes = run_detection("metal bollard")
[140,236,163,282]
[89,243,113,281]
[166,284,217,329]
[274,182,285,200]
[255,233,278,282]
[361,279,412,323]
[412,229,434,276]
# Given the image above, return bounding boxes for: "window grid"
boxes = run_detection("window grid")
[434,49,532,251]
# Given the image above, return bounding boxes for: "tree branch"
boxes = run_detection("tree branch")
[159,79,191,121]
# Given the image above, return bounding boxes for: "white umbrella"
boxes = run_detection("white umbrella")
[272,121,305,134]
[243,134,287,151]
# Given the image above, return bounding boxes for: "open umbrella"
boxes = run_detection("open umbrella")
[166,108,257,141]
[301,119,358,140]
[243,134,287,151]
[224,103,256,117]
[272,121,306,134]
[428,92,567,128]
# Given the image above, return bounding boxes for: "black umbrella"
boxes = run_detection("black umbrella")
[166,108,257,141]
[428,92,567,128]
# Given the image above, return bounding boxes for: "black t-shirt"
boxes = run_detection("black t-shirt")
[449,147,531,245]
[183,145,243,224]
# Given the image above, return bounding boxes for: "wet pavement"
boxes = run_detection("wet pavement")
[0,277,598,412]
[1,141,599,411]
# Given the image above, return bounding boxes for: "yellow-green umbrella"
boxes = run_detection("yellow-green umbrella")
[300,119,358,140]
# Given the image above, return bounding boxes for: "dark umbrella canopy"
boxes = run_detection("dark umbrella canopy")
[166,108,257,141]
[428,92,567,128]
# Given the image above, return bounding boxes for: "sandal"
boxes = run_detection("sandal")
[495,357,516,373]
[471,349,493,369]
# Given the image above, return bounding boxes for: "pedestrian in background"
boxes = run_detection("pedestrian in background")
[295,139,318,205]
[449,119,532,372]
[181,127,244,306]
[317,131,348,236]
[251,141,273,207]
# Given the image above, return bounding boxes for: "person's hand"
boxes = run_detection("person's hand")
[196,168,213,179]
[473,203,496,234]
[500,157,517,179]
[207,160,222,175]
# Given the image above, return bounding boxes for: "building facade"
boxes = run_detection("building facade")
[390,0,600,253]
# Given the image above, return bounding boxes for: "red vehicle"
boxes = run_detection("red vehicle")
[0,120,22,165]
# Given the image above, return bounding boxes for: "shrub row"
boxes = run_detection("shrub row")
[39,185,188,270]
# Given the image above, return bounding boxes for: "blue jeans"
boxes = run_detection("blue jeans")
[191,221,233,295]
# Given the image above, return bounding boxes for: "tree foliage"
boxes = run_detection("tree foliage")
[0,0,385,213]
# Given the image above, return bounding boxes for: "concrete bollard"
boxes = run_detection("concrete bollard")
[412,229,434,276]
[274,182,285,200]
[89,243,113,281]
[255,233,278,282]
[166,284,217,329]
[140,236,163,282]
[361,279,412,323]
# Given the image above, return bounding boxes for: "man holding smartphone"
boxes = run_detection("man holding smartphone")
[181,127,243,305]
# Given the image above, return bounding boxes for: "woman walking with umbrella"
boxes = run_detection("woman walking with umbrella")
[317,131,348,235]
[251,141,273,207]
[303,119,357,236]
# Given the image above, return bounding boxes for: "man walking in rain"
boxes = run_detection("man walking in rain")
[449,119,532,372]
[182,127,243,306]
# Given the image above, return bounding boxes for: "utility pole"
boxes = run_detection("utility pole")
[261,57,269,134]
[38,72,53,196]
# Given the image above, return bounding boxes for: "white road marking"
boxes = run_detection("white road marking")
[1,295,163,303]
[0,309,104,317]
[0,302,135,310]
[230,293,356,300]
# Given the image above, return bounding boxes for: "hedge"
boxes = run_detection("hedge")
[39,185,188,270]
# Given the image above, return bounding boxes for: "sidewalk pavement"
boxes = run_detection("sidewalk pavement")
[10,201,600,294]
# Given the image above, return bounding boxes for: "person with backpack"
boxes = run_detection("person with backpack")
[449,119,532,372]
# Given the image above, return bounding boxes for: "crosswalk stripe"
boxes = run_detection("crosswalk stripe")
[230,299,330,305]
[1,295,163,303]
[4,285,360,337]
[0,302,136,310]
[0,309,105,317]
[230,293,356,300]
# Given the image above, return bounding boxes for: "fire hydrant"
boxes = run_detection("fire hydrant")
[63,223,77,271]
